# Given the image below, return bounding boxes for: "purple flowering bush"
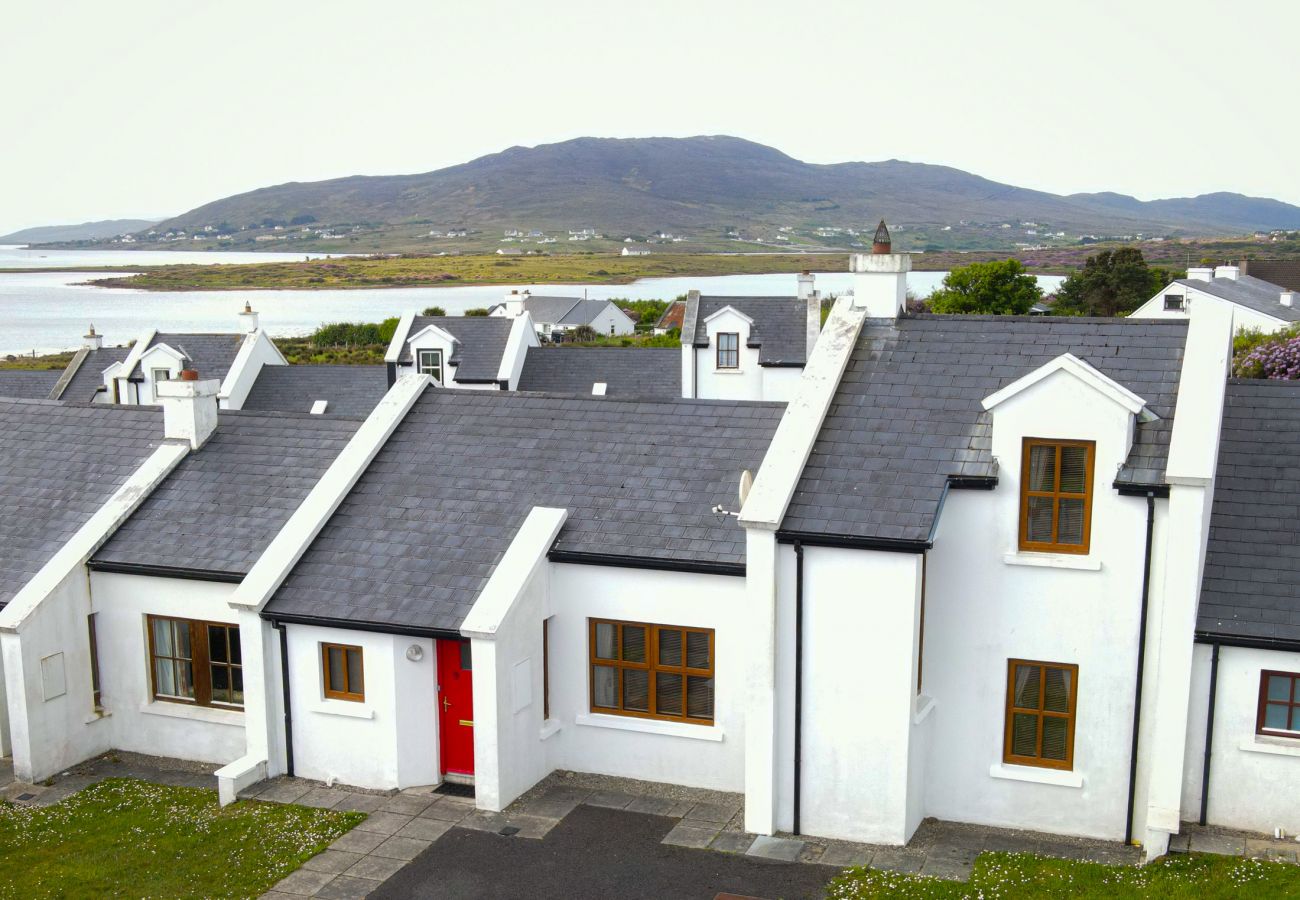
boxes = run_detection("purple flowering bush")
[1233,331,1300,380]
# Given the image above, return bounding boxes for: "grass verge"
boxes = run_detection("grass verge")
[0,777,364,899]
[827,850,1300,899]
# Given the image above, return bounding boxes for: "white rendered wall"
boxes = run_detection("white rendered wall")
[285,623,439,791]
[88,572,245,764]
[222,331,286,410]
[544,564,748,792]
[587,306,635,337]
[760,366,804,403]
[923,369,1153,840]
[1182,644,1300,835]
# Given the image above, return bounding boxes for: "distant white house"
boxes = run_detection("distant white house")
[496,247,523,256]
[488,289,636,338]
[621,245,653,257]
[1132,265,1298,333]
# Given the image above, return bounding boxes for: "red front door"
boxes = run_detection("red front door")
[437,639,474,776]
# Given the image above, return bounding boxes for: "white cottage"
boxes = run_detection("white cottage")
[1132,265,1299,333]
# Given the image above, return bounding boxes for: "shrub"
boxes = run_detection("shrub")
[464,308,490,317]
[421,306,446,316]
[1233,330,1300,380]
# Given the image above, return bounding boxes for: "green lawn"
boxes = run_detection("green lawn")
[0,778,364,899]
[827,851,1300,899]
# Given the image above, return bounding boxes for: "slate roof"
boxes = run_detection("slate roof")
[128,332,247,382]
[55,347,131,403]
[1179,275,1300,323]
[691,296,810,366]
[557,298,618,326]
[94,410,361,578]
[0,400,162,606]
[655,300,685,331]
[242,365,388,418]
[0,370,61,400]
[522,295,583,325]
[1198,379,1300,647]
[397,316,514,382]
[264,388,784,632]
[781,316,1188,543]
[516,347,681,398]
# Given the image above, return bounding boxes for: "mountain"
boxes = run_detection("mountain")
[156,136,1300,238]
[0,218,163,244]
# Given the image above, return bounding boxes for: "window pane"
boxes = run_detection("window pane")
[1027,445,1056,492]
[1057,499,1085,545]
[156,659,176,696]
[232,668,244,705]
[687,676,714,720]
[1264,703,1291,730]
[658,629,683,667]
[1026,497,1054,543]
[209,627,228,664]
[593,665,617,707]
[1059,446,1088,493]
[1013,665,1041,709]
[1043,667,1072,713]
[623,670,649,712]
[211,665,229,704]
[656,673,683,716]
[348,649,364,690]
[153,619,173,657]
[686,632,710,670]
[458,641,471,671]
[622,625,646,663]
[1011,713,1038,757]
[229,629,242,666]
[1266,675,1293,703]
[595,623,617,660]
[1042,717,1069,760]
[174,622,191,660]
[176,659,194,699]
[327,647,344,691]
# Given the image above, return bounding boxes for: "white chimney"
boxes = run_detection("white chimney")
[82,324,103,351]
[797,271,815,301]
[798,271,821,359]
[1214,265,1240,281]
[850,220,910,319]
[156,370,219,449]
[504,289,528,318]
[238,301,260,333]
[1283,291,1295,308]
[1186,267,1214,282]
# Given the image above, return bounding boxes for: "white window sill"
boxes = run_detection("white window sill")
[1239,737,1300,758]
[139,701,244,726]
[575,712,724,742]
[713,369,745,376]
[988,762,1084,789]
[913,695,937,725]
[307,700,375,720]
[1002,552,1102,572]
[539,719,563,741]
[84,709,111,725]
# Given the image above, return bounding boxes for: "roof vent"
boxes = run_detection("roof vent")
[872,220,892,254]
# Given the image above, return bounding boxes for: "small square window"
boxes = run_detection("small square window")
[416,349,444,382]
[716,333,739,369]
[1257,670,1300,738]
[323,643,365,702]
[1163,294,1185,311]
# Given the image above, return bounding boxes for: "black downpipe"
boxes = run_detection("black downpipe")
[1199,643,1221,825]
[272,620,295,777]
[1124,492,1157,845]
[793,541,804,836]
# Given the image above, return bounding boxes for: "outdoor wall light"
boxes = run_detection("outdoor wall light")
[405,644,424,662]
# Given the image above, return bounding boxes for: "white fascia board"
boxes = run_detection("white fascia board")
[0,441,190,633]
[406,322,460,347]
[460,506,568,640]
[1165,300,1233,484]
[981,353,1149,417]
[140,342,187,367]
[229,374,431,612]
[738,296,867,529]
[383,312,417,364]
[702,305,755,326]
[119,328,158,379]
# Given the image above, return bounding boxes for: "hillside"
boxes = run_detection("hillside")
[151,136,1300,243]
[0,218,162,243]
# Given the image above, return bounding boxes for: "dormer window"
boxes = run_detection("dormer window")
[1019,438,1094,555]
[1163,294,1184,311]
[151,368,171,401]
[717,333,739,369]
[416,348,444,382]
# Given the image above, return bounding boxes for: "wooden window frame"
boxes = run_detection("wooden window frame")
[322,643,365,702]
[146,615,244,710]
[1256,670,1300,739]
[1003,659,1079,771]
[416,348,444,382]
[716,332,740,369]
[588,618,715,726]
[1019,438,1095,555]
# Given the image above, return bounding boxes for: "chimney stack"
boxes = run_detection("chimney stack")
[850,220,910,319]
[1282,291,1295,308]
[1186,267,1214,283]
[155,369,220,449]
[798,272,821,359]
[504,289,528,318]
[239,301,260,333]
[1214,265,1240,281]
[83,324,103,351]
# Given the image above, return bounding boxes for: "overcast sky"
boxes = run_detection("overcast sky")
[2,0,1297,235]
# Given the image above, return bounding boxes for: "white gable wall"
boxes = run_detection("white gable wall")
[1133,285,1289,334]
[586,305,636,337]
[759,366,804,403]
[696,308,763,401]
[221,331,287,410]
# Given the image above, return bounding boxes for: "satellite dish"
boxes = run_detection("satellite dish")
[738,469,754,506]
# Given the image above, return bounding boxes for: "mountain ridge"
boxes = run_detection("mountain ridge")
[0,218,163,244]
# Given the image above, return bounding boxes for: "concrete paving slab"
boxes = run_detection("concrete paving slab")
[819,842,874,868]
[747,835,805,862]
[584,790,636,809]
[418,799,472,823]
[329,830,388,855]
[456,809,511,833]
[1190,832,1246,855]
[920,857,972,881]
[313,876,376,900]
[685,801,742,825]
[344,854,408,882]
[354,812,414,836]
[663,822,721,849]
[870,849,924,874]
[506,813,561,839]
[333,794,387,814]
[396,817,454,841]
[296,788,346,810]
[302,850,366,875]
[369,836,432,861]
[710,831,757,854]
[270,867,336,895]
[258,781,313,804]
[626,796,681,817]
[378,794,433,816]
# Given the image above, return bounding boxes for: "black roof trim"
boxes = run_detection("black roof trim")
[947,475,998,490]
[776,530,930,553]
[1194,632,1300,654]
[548,549,745,577]
[760,361,806,369]
[263,611,462,641]
[1115,482,1170,498]
[87,559,245,584]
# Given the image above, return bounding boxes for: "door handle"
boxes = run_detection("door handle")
[443,696,451,712]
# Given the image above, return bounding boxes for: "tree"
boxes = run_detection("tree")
[1052,248,1176,317]
[421,306,446,316]
[927,259,1042,315]
[463,308,490,317]
[571,324,598,342]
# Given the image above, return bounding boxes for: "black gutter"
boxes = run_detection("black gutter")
[776,530,930,554]
[86,560,245,584]
[548,550,745,577]
[793,540,804,836]
[1199,643,1220,826]
[270,619,294,777]
[1116,482,1171,499]
[259,611,462,641]
[947,476,998,490]
[1195,632,1300,654]
[453,377,504,385]
[1124,491,1157,845]
[760,361,806,369]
